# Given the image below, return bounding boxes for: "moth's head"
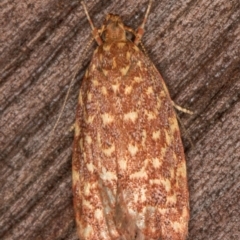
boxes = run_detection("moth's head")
[101,14,126,42]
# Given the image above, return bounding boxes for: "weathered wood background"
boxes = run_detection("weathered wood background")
[0,0,239,239]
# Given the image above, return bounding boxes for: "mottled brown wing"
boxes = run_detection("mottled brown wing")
[72,40,189,240]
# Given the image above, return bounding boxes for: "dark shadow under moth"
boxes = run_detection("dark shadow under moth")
[72,1,189,239]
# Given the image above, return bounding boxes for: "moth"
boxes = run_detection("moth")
[72,1,190,239]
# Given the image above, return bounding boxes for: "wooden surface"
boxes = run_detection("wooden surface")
[0,0,239,239]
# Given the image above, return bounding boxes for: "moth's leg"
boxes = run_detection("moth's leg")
[172,101,193,115]
[134,0,153,44]
[174,106,194,147]
[82,1,103,45]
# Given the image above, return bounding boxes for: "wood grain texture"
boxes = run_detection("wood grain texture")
[0,0,239,239]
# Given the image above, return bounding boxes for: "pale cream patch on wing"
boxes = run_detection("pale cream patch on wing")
[87,162,95,173]
[94,209,103,220]
[100,167,117,181]
[172,152,178,162]
[161,146,167,157]
[93,79,99,86]
[102,144,115,157]
[83,182,91,196]
[149,179,161,185]
[159,91,166,98]
[126,51,131,61]
[101,87,107,95]
[102,69,108,76]
[91,64,96,71]
[78,93,83,106]
[83,224,93,238]
[140,188,147,202]
[152,157,162,168]
[166,194,177,205]
[128,144,138,156]
[152,130,160,140]
[172,222,183,233]
[101,113,114,125]
[146,86,153,95]
[145,110,157,120]
[161,179,171,192]
[101,86,108,95]
[87,92,92,101]
[72,170,80,183]
[170,116,179,132]
[134,187,147,202]
[124,111,138,122]
[112,83,120,93]
[134,193,139,203]
[74,123,80,137]
[158,208,167,215]
[82,198,93,209]
[156,97,162,109]
[119,158,127,170]
[86,115,94,124]
[137,61,142,68]
[100,231,110,240]
[85,135,92,144]
[134,76,143,83]
[120,65,130,76]
[124,85,132,94]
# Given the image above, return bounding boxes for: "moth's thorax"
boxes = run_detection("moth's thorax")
[93,41,139,78]
[103,14,127,42]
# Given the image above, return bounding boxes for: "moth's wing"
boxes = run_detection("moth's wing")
[72,43,189,240]
[139,52,190,239]
[72,48,125,239]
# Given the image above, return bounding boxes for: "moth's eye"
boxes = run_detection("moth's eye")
[126,31,134,41]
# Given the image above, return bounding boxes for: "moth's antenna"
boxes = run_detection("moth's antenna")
[134,0,153,44]
[44,3,100,150]
[81,1,95,31]
[141,0,152,30]
[82,1,103,45]
[139,41,149,57]
[172,101,193,115]
[45,36,94,149]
